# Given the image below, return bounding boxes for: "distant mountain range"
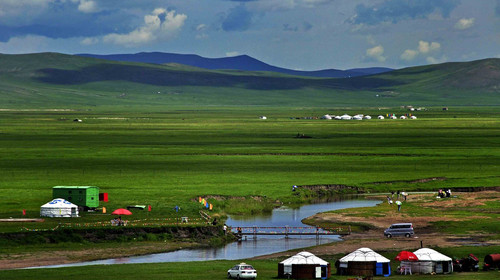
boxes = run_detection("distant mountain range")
[0,52,498,108]
[77,52,393,78]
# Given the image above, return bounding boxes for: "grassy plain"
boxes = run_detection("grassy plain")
[0,106,499,277]
[1,246,500,279]
[0,107,499,222]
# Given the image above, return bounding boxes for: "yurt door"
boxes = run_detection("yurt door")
[320,265,328,279]
[315,266,321,278]
[436,262,443,274]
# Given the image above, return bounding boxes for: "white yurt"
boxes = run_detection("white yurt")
[321,114,332,120]
[377,115,385,119]
[334,116,342,120]
[390,115,397,119]
[340,114,352,120]
[401,248,453,274]
[337,247,391,277]
[364,115,372,120]
[278,251,330,279]
[40,198,79,217]
[410,116,417,119]
[353,115,363,120]
[400,116,407,119]
[259,116,267,120]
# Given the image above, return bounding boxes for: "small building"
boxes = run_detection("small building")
[278,251,331,279]
[40,198,79,217]
[52,186,99,210]
[337,247,391,277]
[401,248,453,274]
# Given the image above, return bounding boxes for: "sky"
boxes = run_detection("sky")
[0,0,499,70]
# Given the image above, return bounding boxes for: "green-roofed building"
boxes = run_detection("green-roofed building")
[52,186,99,210]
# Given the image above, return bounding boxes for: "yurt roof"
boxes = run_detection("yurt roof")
[41,198,78,208]
[280,251,329,265]
[339,247,390,263]
[413,248,451,261]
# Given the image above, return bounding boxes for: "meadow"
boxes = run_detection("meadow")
[0,106,499,224]
[1,245,499,279]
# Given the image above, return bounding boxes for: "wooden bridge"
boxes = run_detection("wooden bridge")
[230,226,351,239]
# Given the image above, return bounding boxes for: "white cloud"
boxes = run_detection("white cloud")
[196,24,207,31]
[77,0,98,13]
[418,40,440,54]
[426,56,447,64]
[226,51,239,57]
[399,40,441,62]
[366,45,386,62]
[103,8,187,46]
[0,35,50,53]
[81,37,98,45]
[400,49,419,61]
[455,18,475,30]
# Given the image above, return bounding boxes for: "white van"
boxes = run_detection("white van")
[384,223,414,238]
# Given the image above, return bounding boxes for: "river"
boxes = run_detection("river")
[32,198,379,269]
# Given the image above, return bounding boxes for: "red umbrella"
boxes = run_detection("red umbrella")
[395,251,418,261]
[111,208,132,215]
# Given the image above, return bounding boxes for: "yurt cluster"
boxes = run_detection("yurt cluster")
[276,248,453,279]
[321,113,417,120]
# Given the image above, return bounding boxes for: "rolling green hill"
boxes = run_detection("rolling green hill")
[0,52,498,108]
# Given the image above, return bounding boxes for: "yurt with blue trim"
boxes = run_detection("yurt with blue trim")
[337,247,391,277]
[40,198,79,217]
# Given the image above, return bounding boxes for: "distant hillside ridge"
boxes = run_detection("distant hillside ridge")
[77,52,393,78]
[0,53,499,108]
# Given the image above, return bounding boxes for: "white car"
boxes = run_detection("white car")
[227,263,257,279]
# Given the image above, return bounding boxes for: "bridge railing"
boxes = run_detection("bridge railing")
[229,226,351,236]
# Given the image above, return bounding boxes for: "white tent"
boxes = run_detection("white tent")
[339,248,390,263]
[364,115,372,120]
[410,116,417,119]
[278,251,330,279]
[340,114,352,120]
[377,115,385,119]
[353,115,363,120]
[400,116,407,119]
[40,198,79,217]
[338,248,391,277]
[390,115,397,119]
[334,116,342,120]
[321,114,332,120]
[259,116,267,120]
[401,248,453,274]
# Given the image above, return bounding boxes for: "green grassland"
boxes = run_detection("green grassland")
[1,245,499,279]
[0,107,498,225]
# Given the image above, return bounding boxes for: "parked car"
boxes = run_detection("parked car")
[227,263,257,279]
[384,223,414,238]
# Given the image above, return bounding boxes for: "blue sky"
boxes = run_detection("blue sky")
[0,0,498,70]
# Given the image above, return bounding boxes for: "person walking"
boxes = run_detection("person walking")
[395,201,402,212]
